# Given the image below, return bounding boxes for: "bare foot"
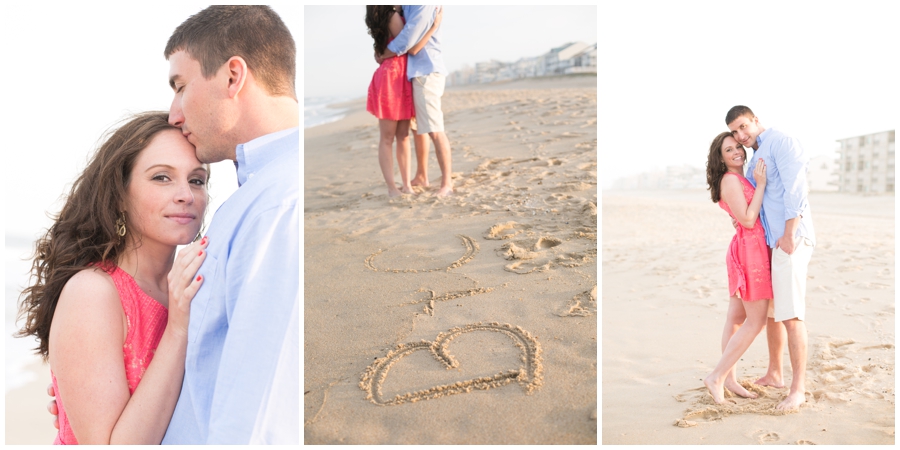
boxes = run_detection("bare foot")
[703,375,727,405]
[400,185,414,195]
[436,186,453,197]
[387,188,403,198]
[411,175,429,187]
[775,390,805,411]
[725,378,758,399]
[755,373,785,388]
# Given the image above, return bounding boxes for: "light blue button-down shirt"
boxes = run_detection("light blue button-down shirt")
[162,127,299,444]
[387,5,446,80]
[745,127,816,249]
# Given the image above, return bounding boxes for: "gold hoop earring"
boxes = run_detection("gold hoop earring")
[116,213,127,237]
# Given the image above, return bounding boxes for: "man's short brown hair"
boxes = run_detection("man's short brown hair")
[165,6,296,100]
[725,105,755,126]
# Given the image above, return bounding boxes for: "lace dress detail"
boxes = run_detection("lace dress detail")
[52,264,168,444]
[718,173,773,301]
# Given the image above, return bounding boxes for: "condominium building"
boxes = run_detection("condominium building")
[835,130,895,193]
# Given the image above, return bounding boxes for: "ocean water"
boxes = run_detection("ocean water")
[6,233,44,392]
[304,95,358,129]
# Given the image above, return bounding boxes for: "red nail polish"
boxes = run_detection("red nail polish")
[199,250,203,256]
[201,236,207,245]
[196,275,202,282]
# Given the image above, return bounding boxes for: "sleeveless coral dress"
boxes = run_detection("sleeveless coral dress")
[366,18,415,121]
[718,172,773,301]
[51,264,168,444]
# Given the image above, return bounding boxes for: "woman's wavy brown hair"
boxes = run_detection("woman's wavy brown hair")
[706,131,745,203]
[365,6,398,56]
[16,111,206,360]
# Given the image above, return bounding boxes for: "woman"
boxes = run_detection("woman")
[702,131,771,404]
[365,5,443,197]
[17,111,208,444]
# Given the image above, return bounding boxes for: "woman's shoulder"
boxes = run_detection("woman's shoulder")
[56,267,121,317]
[719,171,743,187]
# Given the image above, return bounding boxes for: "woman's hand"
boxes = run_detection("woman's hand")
[753,159,767,187]
[433,6,443,28]
[166,236,208,339]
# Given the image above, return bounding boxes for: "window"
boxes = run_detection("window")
[858,160,864,170]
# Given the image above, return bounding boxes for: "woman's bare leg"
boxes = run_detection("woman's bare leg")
[704,299,769,404]
[722,296,756,399]
[378,119,402,197]
[395,120,413,194]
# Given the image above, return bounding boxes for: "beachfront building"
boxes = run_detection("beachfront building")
[564,43,597,74]
[446,41,597,86]
[835,130,895,193]
[807,153,840,192]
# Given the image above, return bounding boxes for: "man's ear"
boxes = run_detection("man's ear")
[226,56,249,99]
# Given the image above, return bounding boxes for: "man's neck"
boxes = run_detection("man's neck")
[237,95,300,145]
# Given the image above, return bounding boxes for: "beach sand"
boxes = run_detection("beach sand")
[6,359,59,444]
[303,75,597,444]
[602,189,895,444]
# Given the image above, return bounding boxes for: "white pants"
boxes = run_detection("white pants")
[768,237,814,322]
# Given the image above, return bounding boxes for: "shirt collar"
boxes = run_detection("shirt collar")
[234,127,299,186]
[756,127,773,148]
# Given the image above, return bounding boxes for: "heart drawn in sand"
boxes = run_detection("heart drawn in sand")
[359,322,543,406]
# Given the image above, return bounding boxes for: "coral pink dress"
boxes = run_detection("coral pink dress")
[51,264,168,444]
[366,19,415,121]
[718,172,773,301]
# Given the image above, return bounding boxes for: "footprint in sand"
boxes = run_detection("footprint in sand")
[364,235,479,273]
[497,235,595,275]
[558,286,597,317]
[359,322,543,406]
[755,431,781,444]
[497,236,561,273]
[484,221,532,240]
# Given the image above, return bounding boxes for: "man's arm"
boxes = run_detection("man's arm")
[386,6,435,57]
[206,204,299,444]
[773,135,809,254]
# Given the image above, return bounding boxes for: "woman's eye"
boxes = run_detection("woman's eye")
[153,175,170,182]
[190,178,206,186]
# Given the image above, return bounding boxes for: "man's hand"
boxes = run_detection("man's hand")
[47,383,59,430]
[373,51,384,65]
[731,217,738,229]
[775,234,797,255]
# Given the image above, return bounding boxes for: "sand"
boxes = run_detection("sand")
[6,360,60,444]
[303,74,597,444]
[602,189,895,445]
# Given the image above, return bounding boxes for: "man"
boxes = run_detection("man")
[377,5,453,197]
[47,6,299,443]
[726,105,815,411]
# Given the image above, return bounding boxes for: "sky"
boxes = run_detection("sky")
[599,1,899,188]
[3,3,300,240]
[304,5,599,99]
